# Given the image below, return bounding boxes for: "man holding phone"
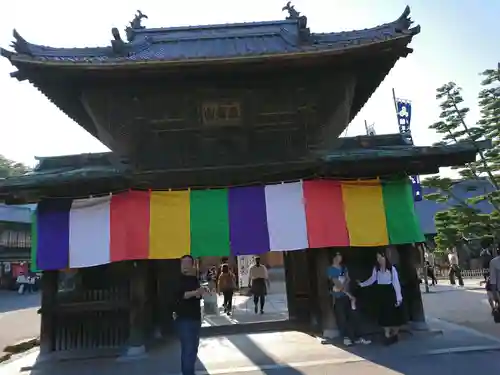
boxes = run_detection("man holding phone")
[174,255,206,375]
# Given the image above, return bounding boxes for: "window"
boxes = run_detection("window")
[0,230,31,247]
[0,230,17,246]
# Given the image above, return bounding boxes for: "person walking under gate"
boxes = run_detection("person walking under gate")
[327,252,371,347]
[448,248,464,287]
[217,264,236,315]
[358,250,405,345]
[248,257,269,314]
[174,255,206,375]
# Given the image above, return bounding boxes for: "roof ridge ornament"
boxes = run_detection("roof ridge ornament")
[11,30,32,56]
[281,2,309,41]
[130,10,148,30]
[111,27,126,54]
[126,10,148,42]
[282,2,301,20]
[394,6,421,35]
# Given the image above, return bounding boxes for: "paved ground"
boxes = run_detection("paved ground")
[3,320,500,375]
[0,278,497,342]
[3,277,500,374]
[0,291,40,354]
[421,278,500,338]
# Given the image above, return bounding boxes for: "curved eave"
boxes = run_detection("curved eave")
[349,53,403,122]
[0,140,488,201]
[2,33,416,71]
[322,140,492,167]
[26,77,99,140]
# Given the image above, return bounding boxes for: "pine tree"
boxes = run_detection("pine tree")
[423,63,500,251]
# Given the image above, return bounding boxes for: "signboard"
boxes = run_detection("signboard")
[237,255,255,288]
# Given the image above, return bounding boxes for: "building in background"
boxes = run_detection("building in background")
[414,178,494,236]
[0,204,32,289]
[414,178,495,267]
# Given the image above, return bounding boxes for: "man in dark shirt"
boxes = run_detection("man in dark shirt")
[175,255,205,375]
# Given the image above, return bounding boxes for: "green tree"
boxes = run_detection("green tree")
[423,63,500,251]
[0,155,31,178]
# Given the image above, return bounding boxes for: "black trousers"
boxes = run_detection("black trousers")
[449,265,464,286]
[333,295,359,341]
[253,293,265,310]
[222,290,233,311]
[426,266,437,285]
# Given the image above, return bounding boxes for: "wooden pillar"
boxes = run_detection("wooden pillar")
[147,261,161,339]
[120,261,148,360]
[39,270,58,355]
[283,250,313,326]
[154,259,180,338]
[397,245,428,330]
[315,250,338,339]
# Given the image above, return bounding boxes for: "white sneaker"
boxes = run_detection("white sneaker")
[343,337,353,346]
[355,338,371,345]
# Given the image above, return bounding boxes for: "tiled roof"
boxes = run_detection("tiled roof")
[322,140,491,163]
[0,137,489,194]
[415,179,495,234]
[1,6,420,65]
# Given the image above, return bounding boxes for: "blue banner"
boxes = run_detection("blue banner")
[396,99,412,133]
[396,97,420,201]
[410,175,422,202]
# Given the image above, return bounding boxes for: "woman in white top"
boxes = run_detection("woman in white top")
[358,250,405,345]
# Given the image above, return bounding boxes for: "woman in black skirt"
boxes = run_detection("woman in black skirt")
[358,250,405,345]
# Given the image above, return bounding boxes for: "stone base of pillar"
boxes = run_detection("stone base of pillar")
[116,345,147,362]
[410,321,430,331]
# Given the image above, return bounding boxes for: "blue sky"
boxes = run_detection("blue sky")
[0,0,498,174]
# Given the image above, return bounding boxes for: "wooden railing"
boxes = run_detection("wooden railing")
[417,267,487,279]
[52,286,130,352]
[53,310,129,351]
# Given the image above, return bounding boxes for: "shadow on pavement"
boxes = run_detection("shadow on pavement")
[20,334,302,375]
[8,320,500,375]
[319,316,500,375]
[224,333,304,375]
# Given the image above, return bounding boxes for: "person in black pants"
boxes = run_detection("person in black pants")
[358,251,406,345]
[425,261,437,286]
[174,255,206,375]
[217,264,236,315]
[248,257,269,314]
